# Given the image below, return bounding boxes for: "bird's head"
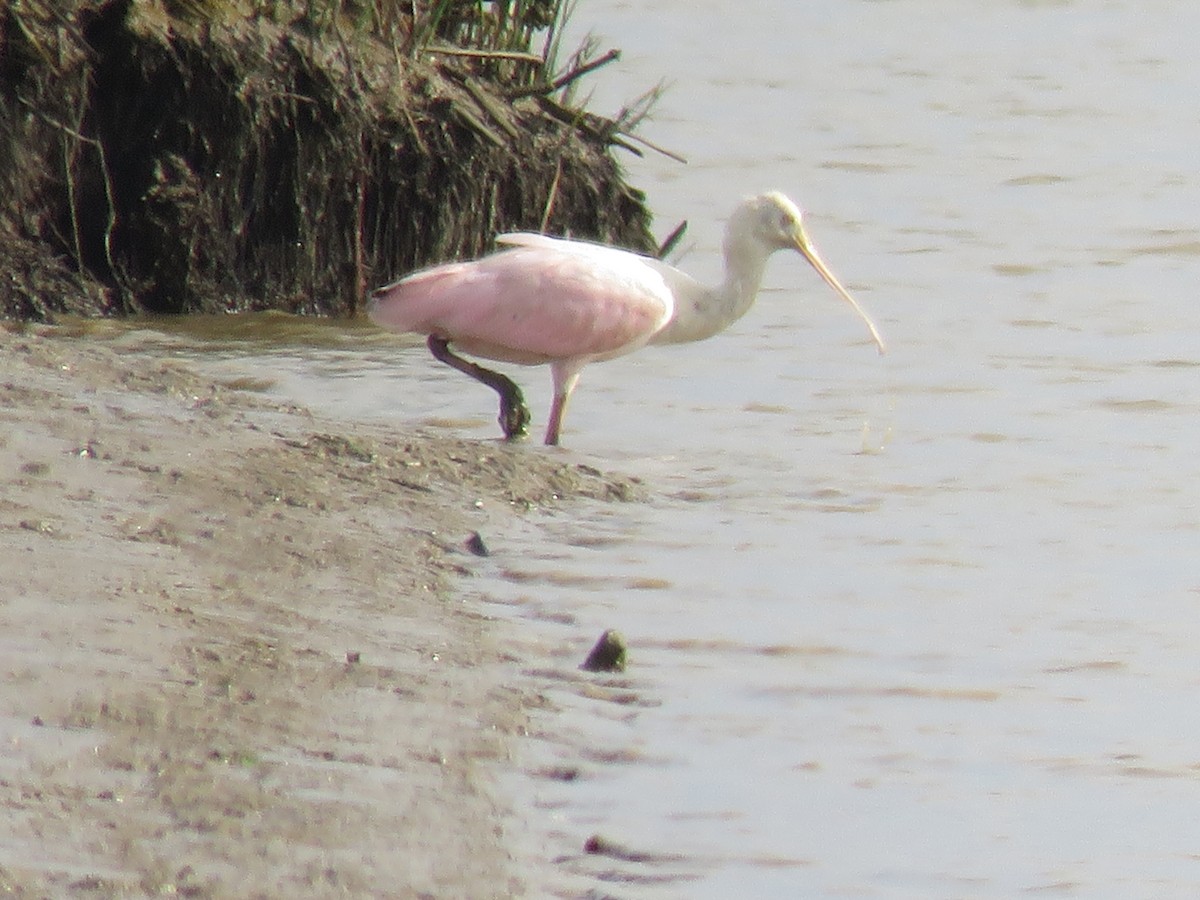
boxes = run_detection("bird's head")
[744,191,811,252]
[734,191,887,355]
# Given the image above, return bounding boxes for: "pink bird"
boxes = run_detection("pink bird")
[368,191,886,445]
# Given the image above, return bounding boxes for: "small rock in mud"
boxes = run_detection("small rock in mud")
[465,531,490,557]
[584,833,684,864]
[580,629,627,673]
[583,833,652,862]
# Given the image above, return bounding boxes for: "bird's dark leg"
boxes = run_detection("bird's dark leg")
[427,335,531,441]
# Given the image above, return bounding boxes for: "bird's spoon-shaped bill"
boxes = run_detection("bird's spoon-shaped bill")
[795,233,887,355]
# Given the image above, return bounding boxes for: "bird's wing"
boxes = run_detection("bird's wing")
[370,237,677,366]
[497,232,700,320]
[495,233,572,251]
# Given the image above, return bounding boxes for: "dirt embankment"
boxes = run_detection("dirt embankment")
[0,325,640,896]
[1,1,657,320]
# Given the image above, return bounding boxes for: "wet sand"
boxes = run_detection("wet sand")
[0,326,637,896]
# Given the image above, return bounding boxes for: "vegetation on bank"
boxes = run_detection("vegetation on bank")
[0,0,661,320]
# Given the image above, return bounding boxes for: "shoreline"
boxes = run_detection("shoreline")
[0,326,638,895]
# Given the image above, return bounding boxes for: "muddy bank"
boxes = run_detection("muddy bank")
[0,325,640,895]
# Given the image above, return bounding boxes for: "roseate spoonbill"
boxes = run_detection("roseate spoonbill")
[368,191,885,445]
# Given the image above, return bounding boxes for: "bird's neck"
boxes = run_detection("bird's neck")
[676,236,771,341]
[652,230,772,348]
[717,234,773,323]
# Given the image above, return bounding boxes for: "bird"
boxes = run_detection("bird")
[367,191,886,446]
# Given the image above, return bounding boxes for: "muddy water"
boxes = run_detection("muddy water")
[130,2,1200,895]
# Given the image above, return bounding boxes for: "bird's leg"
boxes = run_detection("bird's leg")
[544,364,582,446]
[427,336,531,440]
[544,392,566,446]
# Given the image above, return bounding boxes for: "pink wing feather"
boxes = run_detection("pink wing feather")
[369,237,675,366]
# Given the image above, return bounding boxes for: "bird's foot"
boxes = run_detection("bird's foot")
[499,395,531,441]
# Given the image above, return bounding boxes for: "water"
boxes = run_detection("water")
[135,2,1200,895]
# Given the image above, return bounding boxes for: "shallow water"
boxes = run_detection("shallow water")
[123,2,1200,895]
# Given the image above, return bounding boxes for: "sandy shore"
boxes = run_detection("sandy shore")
[0,326,638,896]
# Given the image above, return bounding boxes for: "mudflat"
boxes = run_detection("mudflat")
[0,326,635,896]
